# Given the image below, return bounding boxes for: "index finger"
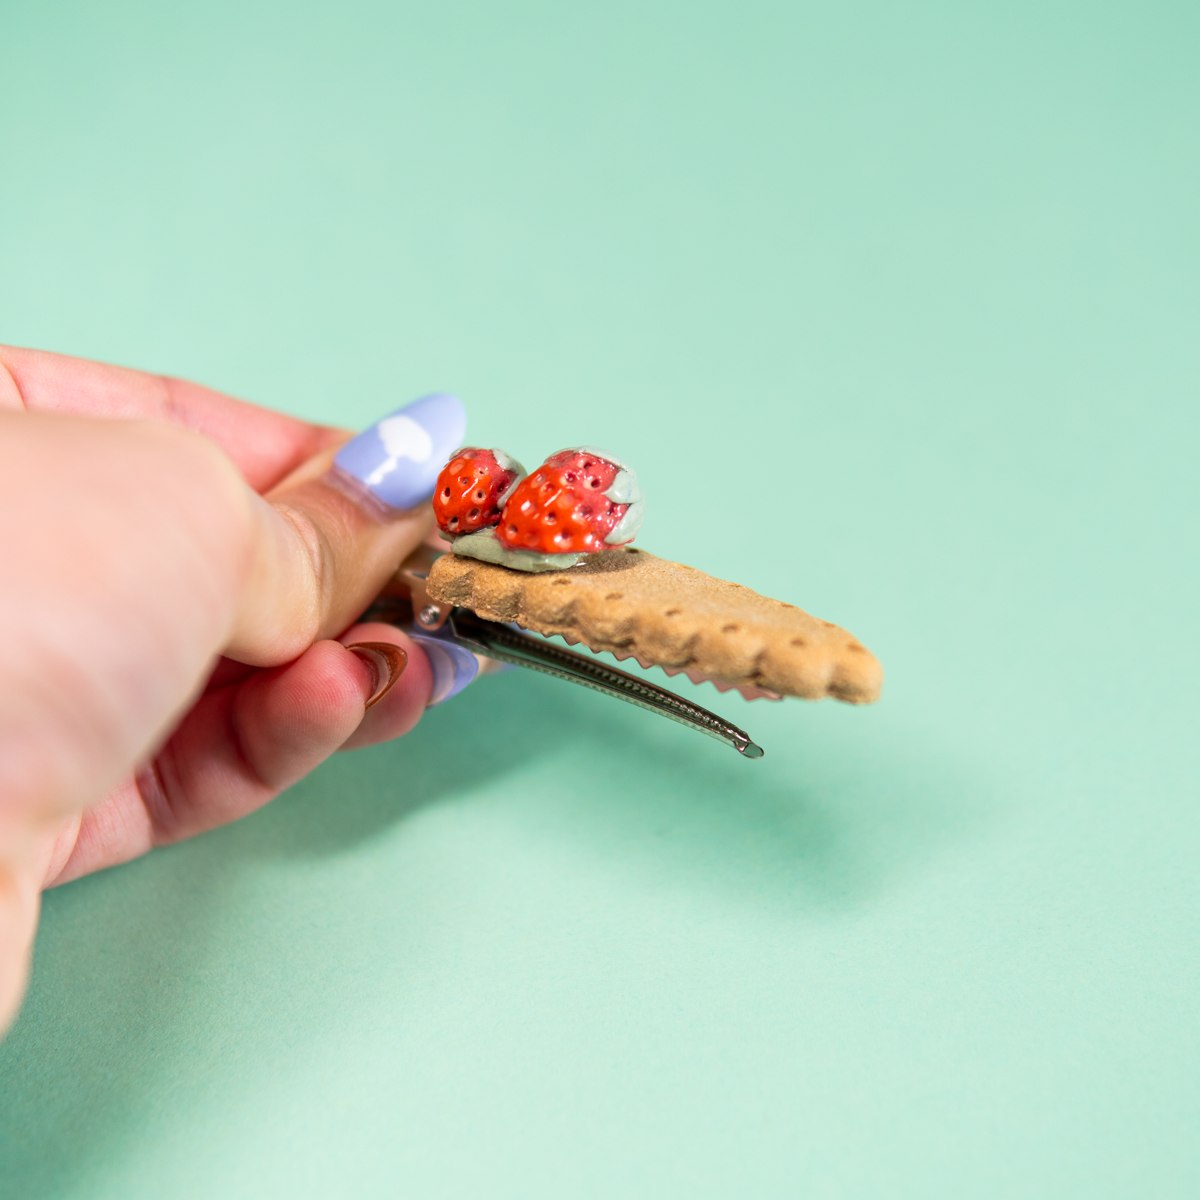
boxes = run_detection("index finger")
[0,344,343,492]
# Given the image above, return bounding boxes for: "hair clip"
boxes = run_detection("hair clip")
[365,447,882,758]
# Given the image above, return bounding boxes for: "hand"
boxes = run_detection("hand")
[0,346,464,1030]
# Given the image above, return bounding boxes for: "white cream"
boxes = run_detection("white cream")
[492,448,527,506]
[451,526,588,572]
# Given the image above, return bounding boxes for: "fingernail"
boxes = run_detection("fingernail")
[346,641,408,709]
[332,393,467,513]
[408,634,479,706]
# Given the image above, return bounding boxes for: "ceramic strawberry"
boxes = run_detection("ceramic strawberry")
[496,448,642,555]
[433,447,524,537]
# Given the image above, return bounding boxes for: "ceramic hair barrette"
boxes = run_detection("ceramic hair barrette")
[363,446,882,758]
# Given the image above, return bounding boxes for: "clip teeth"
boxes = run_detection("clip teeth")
[526,631,781,701]
[605,649,783,702]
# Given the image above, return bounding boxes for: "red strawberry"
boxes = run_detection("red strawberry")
[433,448,524,537]
[497,448,634,554]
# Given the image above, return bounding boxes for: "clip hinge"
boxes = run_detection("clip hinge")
[386,543,454,630]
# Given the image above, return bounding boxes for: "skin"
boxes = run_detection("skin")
[0,345,442,1034]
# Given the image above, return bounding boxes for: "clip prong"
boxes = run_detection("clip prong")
[448,609,764,758]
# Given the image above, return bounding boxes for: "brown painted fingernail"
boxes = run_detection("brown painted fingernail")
[346,641,408,708]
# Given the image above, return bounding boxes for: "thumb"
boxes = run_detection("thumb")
[225,394,465,666]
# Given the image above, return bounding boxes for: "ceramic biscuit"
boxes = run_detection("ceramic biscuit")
[425,547,882,704]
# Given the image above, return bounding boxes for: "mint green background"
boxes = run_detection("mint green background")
[1,2,1197,1196]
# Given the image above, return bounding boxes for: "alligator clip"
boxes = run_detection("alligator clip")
[361,545,765,758]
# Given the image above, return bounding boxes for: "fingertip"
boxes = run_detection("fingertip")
[231,640,376,789]
[293,639,380,725]
[337,623,434,749]
[344,641,409,709]
[0,854,44,1036]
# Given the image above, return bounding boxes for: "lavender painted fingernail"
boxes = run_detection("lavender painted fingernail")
[333,393,467,512]
[409,634,479,706]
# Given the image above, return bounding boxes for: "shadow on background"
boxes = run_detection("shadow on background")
[236,668,987,915]
[0,670,990,1200]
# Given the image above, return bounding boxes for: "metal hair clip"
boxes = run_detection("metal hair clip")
[363,442,882,759]
[361,545,765,758]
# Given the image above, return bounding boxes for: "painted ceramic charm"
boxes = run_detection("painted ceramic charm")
[433,446,645,573]
[432,447,525,535]
[369,428,882,758]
